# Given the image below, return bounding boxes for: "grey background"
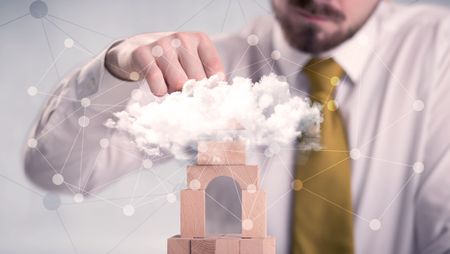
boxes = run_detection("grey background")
[0,0,448,253]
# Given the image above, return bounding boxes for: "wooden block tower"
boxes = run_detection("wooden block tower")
[167,140,276,254]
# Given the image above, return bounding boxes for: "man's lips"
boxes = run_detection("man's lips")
[292,7,330,22]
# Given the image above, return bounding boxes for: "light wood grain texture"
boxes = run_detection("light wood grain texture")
[167,235,191,254]
[180,190,206,238]
[239,237,276,254]
[242,190,267,238]
[190,236,240,254]
[186,165,259,190]
[197,141,246,165]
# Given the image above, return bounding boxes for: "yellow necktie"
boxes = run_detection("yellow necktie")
[291,58,354,254]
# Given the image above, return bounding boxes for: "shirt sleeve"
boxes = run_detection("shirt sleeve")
[23,46,149,194]
[415,38,450,254]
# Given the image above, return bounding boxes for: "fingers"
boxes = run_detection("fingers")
[155,46,189,93]
[132,47,168,96]
[197,33,225,79]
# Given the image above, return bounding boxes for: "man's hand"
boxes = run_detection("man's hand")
[105,32,225,96]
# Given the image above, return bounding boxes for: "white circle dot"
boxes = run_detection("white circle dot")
[166,193,177,203]
[413,162,424,174]
[151,45,163,57]
[369,219,381,231]
[350,149,361,160]
[277,75,287,82]
[247,34,259,46]
[80,98,90,107]
[171,38,181,48]
[269,143,280,155]
[73,193,84,203]
[189,179,201,190]
[78,116,90,127]
[64,38,74,48]
[52,173,64,185]
[413,100,424,112]
[131,89,143,101]
[27,138,38,148]
[123,204,135,216]
[142,159,153,169]
[129,72,140,81]
[247,184,257,194]
[27,86,38,96]
[99,138,109,148]
[242,219,254,230]
[271,50,281,60]
[264,147,274,157]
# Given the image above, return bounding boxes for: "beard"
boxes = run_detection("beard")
[273,0,366,54]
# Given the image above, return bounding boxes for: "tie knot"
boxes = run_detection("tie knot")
[303,58,344,103]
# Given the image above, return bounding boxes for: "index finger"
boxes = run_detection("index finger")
[197,34,225,79]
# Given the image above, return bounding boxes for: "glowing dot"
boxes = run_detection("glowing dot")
[413,162,424,174]
[27,86,38,96]
[166,193,177,203]
[327,100,338,111]
[277,75,287,82]
[369,219,381,231]
[242,219,254,230]
[27,138,38,148]
[171,38,181,48]
[131,89,143,101]
[151,45,163,57]
[99,138,109,148]
[43,193,61,210]
[129,72,140,81]
[142,159,153,169]
[330,76,340,86]
[52,173,64,186]
[291,179,303,191]
[189,179,201,190]
[80,98,90,107]
[123,204,135,216]
[73,193,84,203]
[30,0,48,19]
[271,50,281,60]
[64,38,74,48]
[247,34,259,46]
[264,147,274,157]
[247,184,257,194]
[269,143,281,155]
[413,100,424,112]
[78,116,89,127]
[350,149,361,160]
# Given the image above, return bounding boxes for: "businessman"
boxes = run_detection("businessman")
[25,0,450,253]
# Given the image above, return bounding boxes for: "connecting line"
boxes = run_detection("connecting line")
[361,156,413,168]
[77,108,87,190]
[302,187,370,223]
[174,0,217,31]
[44,17,96,56]
[378,171,416,220]
[302,156,350,183]
[248,155,272,217]
[55,210,79,254]
[59,125,83,174]
[105,202,168,254]
[64,182,124,209]
[36,106,84,140]
[0,173,43,198]
[80,146,104,192]
[235,0,247,23]
[253,188,292,222]
[0,13,29,29]
[47,14,115,40]
[40,19,61,79]
[205,192,242,222]
[220,0,232,32]
[35,48,66,88]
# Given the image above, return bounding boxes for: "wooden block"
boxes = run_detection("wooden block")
[239,237,276,254]
[187,165,259,190]
[197,141,246,165]
[241,191,267,238]
[191,236,239,254]
[167,235,191,254]
[181,189,206,238]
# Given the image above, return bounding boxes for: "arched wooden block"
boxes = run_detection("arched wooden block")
[186,165,259,190]
[242,190,267,238]
[197,141,246,165]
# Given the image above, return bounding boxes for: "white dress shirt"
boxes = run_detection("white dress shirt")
[24,2,450,254]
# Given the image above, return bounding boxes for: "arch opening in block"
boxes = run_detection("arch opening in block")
[206,176,242,235]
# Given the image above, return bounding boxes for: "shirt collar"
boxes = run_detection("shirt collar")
[273,2,384,84]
